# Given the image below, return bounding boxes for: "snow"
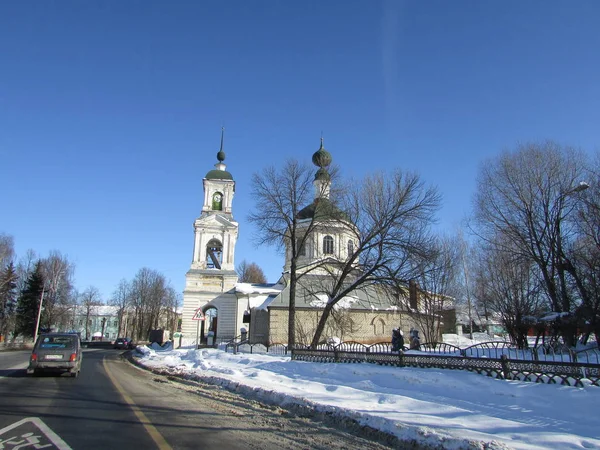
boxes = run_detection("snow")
[235,283,282,295]
[234,283,283,310]
[309,293,359,308]
[134,344,600,450]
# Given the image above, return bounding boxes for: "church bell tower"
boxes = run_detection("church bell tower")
[181,129,239,341]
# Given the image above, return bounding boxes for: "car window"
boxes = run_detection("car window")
[39,336,76,349]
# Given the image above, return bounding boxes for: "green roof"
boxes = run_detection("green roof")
[298,197,347,221]
[205,169,233,180]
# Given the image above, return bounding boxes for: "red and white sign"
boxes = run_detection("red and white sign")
[192,309,205,321]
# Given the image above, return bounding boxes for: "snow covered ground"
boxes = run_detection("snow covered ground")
[134,343,600,450]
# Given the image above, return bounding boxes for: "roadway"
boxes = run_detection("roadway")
[0,348,399,450]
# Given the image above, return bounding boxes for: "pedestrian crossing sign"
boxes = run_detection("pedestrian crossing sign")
[192,309,205,321]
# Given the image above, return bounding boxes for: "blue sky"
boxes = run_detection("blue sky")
[2,1,599,301]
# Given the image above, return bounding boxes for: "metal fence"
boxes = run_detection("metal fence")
[291,341,600,388]
[224,336,289,356]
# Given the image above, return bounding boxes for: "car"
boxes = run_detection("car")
[27,333,82,377]
[113,337,134,350]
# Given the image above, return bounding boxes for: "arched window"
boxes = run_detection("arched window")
[347,239,354,257]
[296,238,306,256]
[206,239,223,269]
[212,192,223,211]
[371,317,385,335]
[323,235,334,255]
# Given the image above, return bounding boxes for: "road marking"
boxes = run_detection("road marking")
[102,357,172,450]
[0,363,28,380]
[0,417,72,449]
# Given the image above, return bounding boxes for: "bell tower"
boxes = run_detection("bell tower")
[181,129,240,342]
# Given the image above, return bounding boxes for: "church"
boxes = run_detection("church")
[180,132,444,347]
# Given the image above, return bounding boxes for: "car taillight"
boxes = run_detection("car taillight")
[69,353,77,362]
[31,353,37,362]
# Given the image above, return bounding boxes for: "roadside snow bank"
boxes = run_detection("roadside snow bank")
[133,346,600,450]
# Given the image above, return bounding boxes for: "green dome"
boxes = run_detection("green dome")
[312,139,332,168]
[205,169,233,180]
[314,167,330,181]
[298,198,347,221]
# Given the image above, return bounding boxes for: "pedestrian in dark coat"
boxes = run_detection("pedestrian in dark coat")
[391,328,404,351]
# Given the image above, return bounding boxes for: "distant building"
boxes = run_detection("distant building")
[71,305,121,341]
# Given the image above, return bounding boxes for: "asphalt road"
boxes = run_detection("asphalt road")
[0,348,402,450]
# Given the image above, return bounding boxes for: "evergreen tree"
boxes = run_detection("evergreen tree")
[15,261,45,339]
[0,262,18,341]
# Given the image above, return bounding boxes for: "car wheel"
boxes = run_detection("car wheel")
[70,370,79,378]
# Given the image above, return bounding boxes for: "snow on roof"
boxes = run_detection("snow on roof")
[75,305,119,316]
[309,293,359,309]
[235,282,283,295]
[539,311,571,322]
[235,283,284,311]
[254,294,279,311]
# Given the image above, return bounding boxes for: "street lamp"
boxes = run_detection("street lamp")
[565,181,589,196]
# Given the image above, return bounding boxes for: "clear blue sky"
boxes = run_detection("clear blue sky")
[2,1,599,301]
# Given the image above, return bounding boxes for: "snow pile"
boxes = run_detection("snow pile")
[134,346,600,450]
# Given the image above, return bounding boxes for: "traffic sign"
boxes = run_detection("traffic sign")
[192,309,205,321]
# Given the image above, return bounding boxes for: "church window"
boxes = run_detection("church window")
[206,239,223,269]
[212,192,223,211]
[296,238,306,256]
[371,318,385,335]
[323,235,334,255]
[347,239,354,257]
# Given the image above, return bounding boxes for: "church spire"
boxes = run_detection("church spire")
[217,127,226,162]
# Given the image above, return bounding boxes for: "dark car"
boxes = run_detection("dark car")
[113,337,134,350]
[27,333,82,377]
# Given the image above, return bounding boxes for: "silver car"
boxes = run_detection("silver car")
[27,333,82,377]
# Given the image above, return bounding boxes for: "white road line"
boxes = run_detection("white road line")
[0,417,73,450]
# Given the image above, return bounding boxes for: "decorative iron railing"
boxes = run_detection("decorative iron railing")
[291,341,600,388]
[224,338,289,356]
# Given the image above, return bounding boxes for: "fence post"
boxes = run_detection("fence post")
[569,348,577,363]
[500,354,510,379]
[334,348,339,363]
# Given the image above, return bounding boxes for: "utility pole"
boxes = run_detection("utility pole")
[33,288,45,344]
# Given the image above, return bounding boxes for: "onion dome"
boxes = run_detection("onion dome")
[312,137,332,168]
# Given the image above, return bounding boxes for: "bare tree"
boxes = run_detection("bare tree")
[110,279,132,338]
[472,236,547,348]
[15,249,37,296]
[410,235,461,343]
[0,233,15,271]
[129,268,171,341]
[473,141,590,346]
[39,251,75,331]
[161,286,181,334]
[236,260,267,284]
[248,158,324,349]
[302,170,440,348]
[79,286,102,341]
[568,156,600,345]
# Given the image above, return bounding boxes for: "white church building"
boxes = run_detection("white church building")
[180,133,447,347]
